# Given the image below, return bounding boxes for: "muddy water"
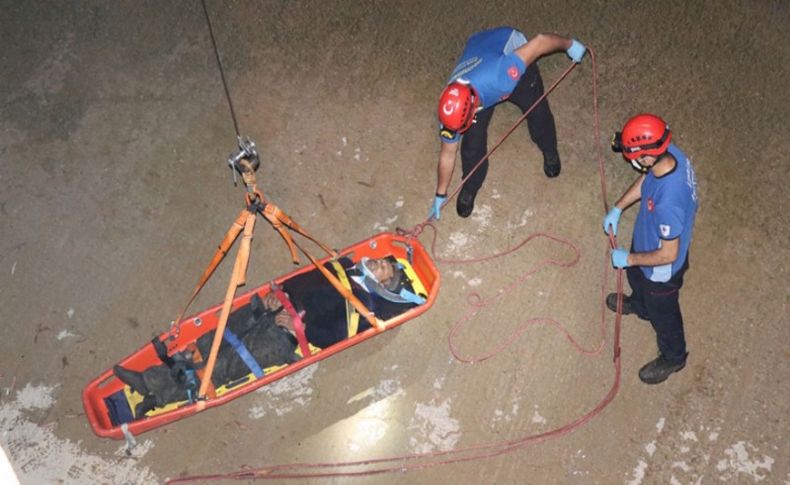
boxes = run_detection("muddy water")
[1,1,788,483]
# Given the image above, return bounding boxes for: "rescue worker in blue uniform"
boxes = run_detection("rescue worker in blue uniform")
[430,27,587,219]
[604,113,698,384]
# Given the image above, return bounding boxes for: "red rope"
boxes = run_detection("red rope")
[167,47,627,483]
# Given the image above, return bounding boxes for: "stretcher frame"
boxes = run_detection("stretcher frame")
[82,232,439,439]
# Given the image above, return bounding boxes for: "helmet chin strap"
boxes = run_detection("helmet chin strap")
[630,158,649,173]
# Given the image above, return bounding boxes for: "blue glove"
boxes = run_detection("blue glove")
[429,194,446,220]
[602,207,622,236]
[611,248,630,268]
[566,39,586,63]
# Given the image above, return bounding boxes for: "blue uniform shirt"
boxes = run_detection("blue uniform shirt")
[441,27,528,143]
[633,144,698,282]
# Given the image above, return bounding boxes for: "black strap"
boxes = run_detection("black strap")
[151,337,175,368]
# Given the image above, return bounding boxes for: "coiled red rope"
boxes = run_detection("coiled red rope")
[167,47,626,483]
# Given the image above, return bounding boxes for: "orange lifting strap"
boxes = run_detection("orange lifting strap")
[165,160,380,400]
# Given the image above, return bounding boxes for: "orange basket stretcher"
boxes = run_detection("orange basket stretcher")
[82,232,439,439]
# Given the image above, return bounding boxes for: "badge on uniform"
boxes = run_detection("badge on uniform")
[660,224,671,238]
[508,65,520,80]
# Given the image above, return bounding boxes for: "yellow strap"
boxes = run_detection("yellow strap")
[331,261,360,337]
[396,257,428,297]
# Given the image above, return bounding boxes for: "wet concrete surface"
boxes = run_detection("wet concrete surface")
[1,1,788,483]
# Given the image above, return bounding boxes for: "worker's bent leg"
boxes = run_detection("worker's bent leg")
[459,106,495,194]
[510,64,558,155]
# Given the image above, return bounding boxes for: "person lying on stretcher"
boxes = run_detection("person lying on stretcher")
[113,256,425,417]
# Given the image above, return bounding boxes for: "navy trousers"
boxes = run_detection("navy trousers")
[626,256,690,364]
[459,64,558,194]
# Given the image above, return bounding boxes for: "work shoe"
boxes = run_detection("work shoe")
[456,187,478,218]
[638,354,687,385]
[543,150,561,178]
[113,365,149,395]
[606,293,649,321]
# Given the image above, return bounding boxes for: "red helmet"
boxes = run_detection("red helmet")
[619,113,672,160]
[438,81,479,133]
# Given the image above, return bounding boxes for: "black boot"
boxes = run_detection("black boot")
[543,150,561,178]
[605,293,649,321]
[456,187,477,218]
[638,354,687,385]
[113,365,149,395]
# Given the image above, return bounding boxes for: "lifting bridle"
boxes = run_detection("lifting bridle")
[166,152,381,401]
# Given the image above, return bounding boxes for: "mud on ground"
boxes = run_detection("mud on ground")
[1,1,788,483]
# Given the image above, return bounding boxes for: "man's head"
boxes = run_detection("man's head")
[361,257,402,292]
[352,257,426,307]
[612,113,671,172]
[438,81,479,134]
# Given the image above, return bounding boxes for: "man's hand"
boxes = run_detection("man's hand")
[566,39,587,63]
[603,207,622,236]
[611,248,630,268]
[275,311,294,332]
[429,194,446,220]
[262,293,282,312]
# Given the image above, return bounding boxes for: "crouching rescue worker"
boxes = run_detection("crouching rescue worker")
[430,26,587,220]
[603,113,698,384]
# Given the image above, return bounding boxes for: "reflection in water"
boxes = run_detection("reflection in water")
[346,399,390,452]
[322,391,409,459]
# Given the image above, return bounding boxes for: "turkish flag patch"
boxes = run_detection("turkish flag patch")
[647,198,654,212]
[508,65,519,80]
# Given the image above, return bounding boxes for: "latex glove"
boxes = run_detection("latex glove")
[602,207,622,236]
[566,39,587,63]
[611,248,630,268]
[429,194,446,220]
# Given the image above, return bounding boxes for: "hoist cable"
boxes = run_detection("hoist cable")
[200,0,241,137]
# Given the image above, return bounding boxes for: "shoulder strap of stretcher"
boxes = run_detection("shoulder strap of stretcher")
[331,261,360,338]
[272,288,311,357]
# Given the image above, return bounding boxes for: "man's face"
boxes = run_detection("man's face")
[365,258,394,287]
[637,155,657,166]
[628,154,657,173]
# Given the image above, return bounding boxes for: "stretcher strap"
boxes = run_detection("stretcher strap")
[223,329,264,378]
[297,246,382,331]
[330,261,360,337]
[272,289,311,357]
[186,343,216,399]
[261,203,337,265]
[198,211,256,399]
[258,198,379,331]
[171,209,249,337]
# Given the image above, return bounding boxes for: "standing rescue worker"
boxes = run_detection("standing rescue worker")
[429,27,586,219]
[603,113,698,384]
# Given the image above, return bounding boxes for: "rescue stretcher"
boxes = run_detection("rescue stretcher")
[82,231,439,439]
